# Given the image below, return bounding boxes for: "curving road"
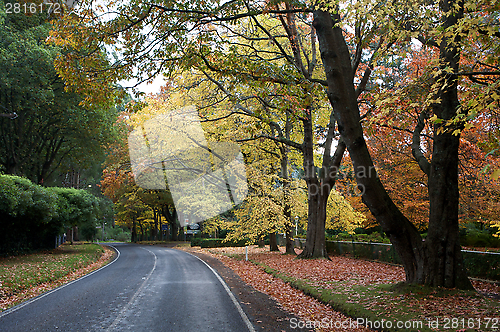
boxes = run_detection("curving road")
[0,244,255,332]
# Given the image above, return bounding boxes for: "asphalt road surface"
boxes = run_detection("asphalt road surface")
[0,243,256,332]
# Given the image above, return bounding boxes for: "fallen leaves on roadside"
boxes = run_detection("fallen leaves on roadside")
[183,245,499,331]
[0,245,113,311]
[183,246,369,331]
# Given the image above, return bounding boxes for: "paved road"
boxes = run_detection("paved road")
[0,244,255,332]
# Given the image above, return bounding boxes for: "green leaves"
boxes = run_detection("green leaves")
[0,173,109,253]
[0,8,119,183]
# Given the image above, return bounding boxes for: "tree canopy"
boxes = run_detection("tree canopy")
[50,0,500,289]
[0,1,117,184]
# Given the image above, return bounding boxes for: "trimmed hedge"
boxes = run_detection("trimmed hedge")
[0,174,107,255]
[324,240,500,281]
[199,238,248,248]
[326,240,401,264]
[0,175,60,254]
[191,237,203,247]
[462,250,500,281]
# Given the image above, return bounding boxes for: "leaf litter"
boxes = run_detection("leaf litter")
[182,245,499,331]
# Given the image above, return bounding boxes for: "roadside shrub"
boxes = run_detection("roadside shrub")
[97,226,131,242]
[191,237,203,247]
[200,238,247,248]
[460,222,500,248]
[0,174,108,255]
[48,187,99,227]
[0,175,60,254]
[114,229,131,242]
[330,232,390,244]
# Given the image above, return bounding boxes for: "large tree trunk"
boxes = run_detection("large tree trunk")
[269,232,279,251]
[258,235,265,248]
[420,0,470,289]
[298,115,328,258]
[161,205,178,241]
[312,1,472,289]
[423,130,470,288]
[300,185,329,258]
[298,115,345,258]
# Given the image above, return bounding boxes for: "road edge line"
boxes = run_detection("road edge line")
[186,251,256,332]
[0,244,120,319]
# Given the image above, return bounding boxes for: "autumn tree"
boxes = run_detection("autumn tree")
[100,109,182,241]
[175,71,303,253]
[50,0,346,258]
[175,11,350,257]
[50,0,500,288]
[362,46,500,231]
[312,0,500,288]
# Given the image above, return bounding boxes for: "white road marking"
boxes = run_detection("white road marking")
[186,251,256,332]
[106,247,157,332]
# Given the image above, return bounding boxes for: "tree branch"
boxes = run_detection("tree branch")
[237,135,303,151]
[455,71,500,76]
[417,35,439,48]
[411,111,431,176]
[148,3,312,23]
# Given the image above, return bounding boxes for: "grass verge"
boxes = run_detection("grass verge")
[251,260,500,331]
[0,243,112,311]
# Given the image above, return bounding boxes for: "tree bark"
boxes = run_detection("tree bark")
[280,114,296,254]
[152,209,158,241]
[312,1,472,289]
[298,107,346,259]
[73,226,79,242]
[421,0,471,289]
[285,228,295,254]
[258,236,265,248]
[139,222,144,241]
[269,232,279,251]
[298,115,327,258]
[162,205,178,241]
[171,221,178,241]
